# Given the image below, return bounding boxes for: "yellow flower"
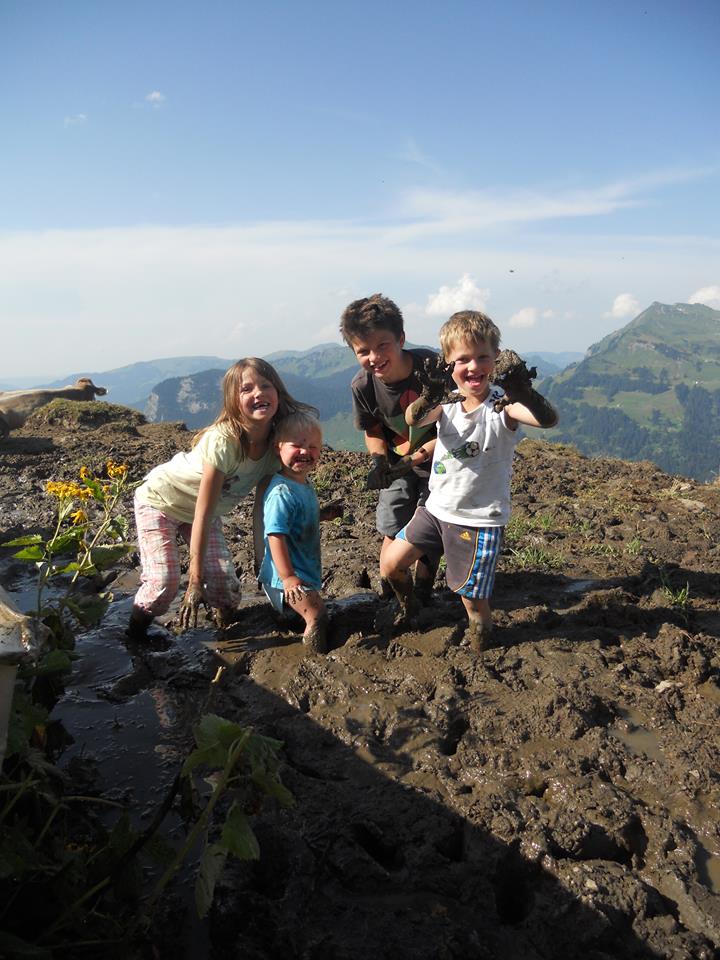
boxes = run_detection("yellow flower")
[106,461,128,479]
[79,465,90,480]
[70,509,87,525]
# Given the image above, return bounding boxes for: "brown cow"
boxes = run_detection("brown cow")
[0,378,108,439]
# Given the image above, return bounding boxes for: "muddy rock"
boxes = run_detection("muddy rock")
[1,404,719,959]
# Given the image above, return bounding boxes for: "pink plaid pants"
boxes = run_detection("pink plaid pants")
[133,499,241,617]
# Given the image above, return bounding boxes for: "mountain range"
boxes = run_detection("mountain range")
[6,303,717,480]
[542,301,720,481]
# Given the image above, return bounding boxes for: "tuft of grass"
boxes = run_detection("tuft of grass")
[506,546,565,571]
[625,537,643,557]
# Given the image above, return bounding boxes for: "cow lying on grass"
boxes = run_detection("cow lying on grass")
[0,378,108,439]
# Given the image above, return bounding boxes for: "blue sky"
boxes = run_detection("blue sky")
[1,0,718,378]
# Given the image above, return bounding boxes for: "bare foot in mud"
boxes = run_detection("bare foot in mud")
[462,619,495,653]
[303,619,328,655]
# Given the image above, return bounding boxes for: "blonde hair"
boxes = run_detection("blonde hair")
[274,411,323,443]
[194,358,318,458]
[439,311,501,359]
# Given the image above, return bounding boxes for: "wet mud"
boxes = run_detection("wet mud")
[1,404,719,958]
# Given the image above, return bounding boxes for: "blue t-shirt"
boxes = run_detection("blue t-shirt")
[259,474,322,591]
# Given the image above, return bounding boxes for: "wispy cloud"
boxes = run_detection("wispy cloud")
[382,164,716,243]
[399,138,443,176]
[145,91,166,107]
[688,285,720,309]
[605,293,641,319]
[63,114,87,127]
[426,274,489,316]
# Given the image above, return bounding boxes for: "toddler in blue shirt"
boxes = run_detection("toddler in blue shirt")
[259,413,341,653]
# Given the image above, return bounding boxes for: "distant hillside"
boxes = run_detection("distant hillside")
[36,357,236,407]
[144,345,578,450]
[543,302,720,481]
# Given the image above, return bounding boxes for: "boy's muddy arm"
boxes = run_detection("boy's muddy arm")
[492,349,559,428]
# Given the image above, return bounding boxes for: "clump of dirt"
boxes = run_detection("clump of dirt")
[2,404,719,959]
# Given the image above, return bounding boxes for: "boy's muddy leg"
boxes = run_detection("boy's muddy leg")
[460,597,495,652]
[388,572,417,628]
[413,553,437,606]
[285,586,328,655]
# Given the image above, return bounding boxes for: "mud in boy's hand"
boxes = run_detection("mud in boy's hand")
[366,453,391,490]
[491,349,537,412]
[407,356,461,423]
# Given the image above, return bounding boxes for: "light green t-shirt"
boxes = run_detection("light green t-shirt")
[135,426,280,523]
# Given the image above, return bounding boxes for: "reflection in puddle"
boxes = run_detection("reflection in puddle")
[695,843,720,895]
[610,706,663,762]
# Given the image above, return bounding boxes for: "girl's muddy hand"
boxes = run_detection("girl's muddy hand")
[178,581,208,630]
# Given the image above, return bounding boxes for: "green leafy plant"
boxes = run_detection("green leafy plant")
[146,713,293,921]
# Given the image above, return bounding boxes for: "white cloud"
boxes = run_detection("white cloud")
[425,274,489,316]
[688,285,720,309]
[605,293,640,319]
[399,139,442,176]
[145,91,166,106]
[64,114,87,126]
[542,309,555,319]
[508,307,539,329]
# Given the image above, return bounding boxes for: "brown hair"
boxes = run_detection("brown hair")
[439,311,501,359]
[194,357,318,459]
[339,293,404,346]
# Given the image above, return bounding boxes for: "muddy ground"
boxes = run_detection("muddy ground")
[1,400,720,959]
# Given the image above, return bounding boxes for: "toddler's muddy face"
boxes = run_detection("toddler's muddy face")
[277,429,322,481]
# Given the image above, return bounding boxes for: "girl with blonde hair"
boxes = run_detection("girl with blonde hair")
[129,358,316,637]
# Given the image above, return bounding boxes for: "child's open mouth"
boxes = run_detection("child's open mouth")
[252,401,271,411]
[371,360,389,376]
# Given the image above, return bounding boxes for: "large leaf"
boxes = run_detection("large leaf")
[6,692,49,758]
[195,842,228,919]
[220,802,260,860]
[89,544,134,570]
[251,769,294,808]
[65,594,110,626]
[0,534,43,547]
[47,530,84,555]
[33,648,75,677]
[183,714,252,775]
[12,545,45,561]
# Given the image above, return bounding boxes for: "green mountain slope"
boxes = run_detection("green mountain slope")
[543,302,720,481]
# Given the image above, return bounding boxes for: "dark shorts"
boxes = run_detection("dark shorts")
[376,471,430,538]
[397,506,503,599]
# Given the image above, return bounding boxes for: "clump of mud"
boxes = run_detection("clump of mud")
[2,404,719,959]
